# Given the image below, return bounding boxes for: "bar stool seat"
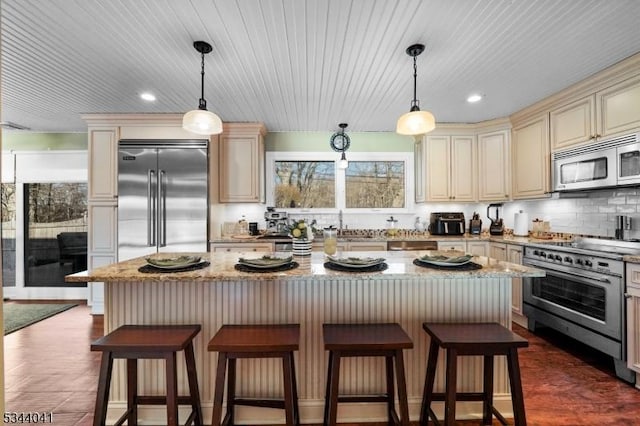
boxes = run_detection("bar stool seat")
[208,324,300,426]
[420,322,529,426]
[323,323,413,426]
[91,324,203,426]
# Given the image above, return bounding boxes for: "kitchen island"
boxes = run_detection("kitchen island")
[67,251,544,425]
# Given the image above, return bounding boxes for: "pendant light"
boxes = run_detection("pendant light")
[396,43,435,137]
[182,41,223,135]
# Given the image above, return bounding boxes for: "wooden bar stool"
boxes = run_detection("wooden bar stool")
[420,322,529,426]
[208,324,300,426]
[91,324,203,426]
[323,323,413,426]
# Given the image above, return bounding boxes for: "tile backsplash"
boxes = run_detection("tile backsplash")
[216,188,640,240]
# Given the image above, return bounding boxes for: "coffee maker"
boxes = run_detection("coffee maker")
[264,207,289,235]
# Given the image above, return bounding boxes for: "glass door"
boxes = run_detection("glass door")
[24,183,87,287]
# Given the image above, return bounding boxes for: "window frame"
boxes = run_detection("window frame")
[265,151,414,214]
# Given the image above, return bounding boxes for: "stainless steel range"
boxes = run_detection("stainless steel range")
[523,237,640,383]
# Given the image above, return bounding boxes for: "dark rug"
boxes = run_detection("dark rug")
[3,303,77,335]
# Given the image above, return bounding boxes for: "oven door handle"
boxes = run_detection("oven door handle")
[523,258,615,285]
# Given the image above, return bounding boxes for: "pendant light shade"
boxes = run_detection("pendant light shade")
[396,44,436,136]
[183,41,223,135]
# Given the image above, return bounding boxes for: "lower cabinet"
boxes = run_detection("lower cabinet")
[490,242,527,327]
[626,263,640,386]
[437,240,466,251]
[466,241,488,257]
[210,242,274,252]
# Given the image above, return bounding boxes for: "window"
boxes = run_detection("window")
[345,161,405,208]
[2,183,16,287]
[266,152,413,212]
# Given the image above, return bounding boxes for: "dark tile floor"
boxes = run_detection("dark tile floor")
[4,302,640,425]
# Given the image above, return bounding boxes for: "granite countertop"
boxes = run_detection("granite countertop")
[624,255,640,264]
[66,250,545,283]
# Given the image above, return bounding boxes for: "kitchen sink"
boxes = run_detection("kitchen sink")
[387,240,438,251]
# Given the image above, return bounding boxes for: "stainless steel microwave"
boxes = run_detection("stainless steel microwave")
[553,133,640,192]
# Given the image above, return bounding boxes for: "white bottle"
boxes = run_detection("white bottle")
[414,217,425,232]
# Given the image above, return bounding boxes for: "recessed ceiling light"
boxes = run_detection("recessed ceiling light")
[467,94,483,103]
[140,92,156,102]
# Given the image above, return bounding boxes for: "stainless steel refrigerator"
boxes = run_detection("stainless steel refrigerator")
[117,140,208,261]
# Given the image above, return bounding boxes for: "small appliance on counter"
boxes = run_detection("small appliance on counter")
[428,212,465,235]
[469,212,482,235]
[487,203,504,236]
[264,207,289,235]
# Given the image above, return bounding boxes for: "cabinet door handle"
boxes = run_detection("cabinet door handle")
[625,293,632,299]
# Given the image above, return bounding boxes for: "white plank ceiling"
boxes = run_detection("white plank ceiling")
[2,0,640,133]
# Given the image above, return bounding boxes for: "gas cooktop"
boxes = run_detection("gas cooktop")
[527,237,640,258]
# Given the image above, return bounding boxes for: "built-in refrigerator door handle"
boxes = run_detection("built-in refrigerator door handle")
[159,169,167,247]
[147,169,156,247]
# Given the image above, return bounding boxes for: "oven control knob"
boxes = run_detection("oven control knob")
[585,260,593,267]
[540,251,546,258]
[533,250,540,256]
[554,255,562,261]
[564,256,573,263]
[575,259,583,265]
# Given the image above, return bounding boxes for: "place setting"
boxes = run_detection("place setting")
[413,253,482,270]
[235,255,299,273]
[139,255,210,273]
[324,255,388,272]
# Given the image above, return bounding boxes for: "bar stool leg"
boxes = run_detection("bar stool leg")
[385,355,395,422]
[282,353,295,426]
[394,349,410,426]
[507,348,527,426]
[444,348,458,426]
[323,351,335,425]
[165,352,179,426]
[184,341,203,425]
[126,358,138,426]
[288,352,300,425]
[211,353,228,426]
[420,340,439,425]
[326,351,342,426]
[226,358,237,425]
[482,355,494,426]
[94,351,114,426]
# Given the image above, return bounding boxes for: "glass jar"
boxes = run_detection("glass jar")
[386,216,398,237]
[323,227,338,255]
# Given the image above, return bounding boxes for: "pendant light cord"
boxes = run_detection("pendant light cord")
[411,55,419,111]
[199,51,207,110]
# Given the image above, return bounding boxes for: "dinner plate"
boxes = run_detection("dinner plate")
[145,255,203,269]
[326,255,386,269]
[416,254,473,267]
[237,255,294,269]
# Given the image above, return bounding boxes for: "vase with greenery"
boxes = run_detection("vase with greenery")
[288,219,314,255]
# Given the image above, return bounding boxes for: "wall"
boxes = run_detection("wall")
[2,132,87,150]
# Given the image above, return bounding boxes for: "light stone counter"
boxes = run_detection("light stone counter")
[67,251,544,425]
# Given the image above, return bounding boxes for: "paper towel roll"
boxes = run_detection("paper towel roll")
[514,211,529,236]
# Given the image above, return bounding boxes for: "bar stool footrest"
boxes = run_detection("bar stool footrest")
[136,395,200,405]
[430,391,487,401]
[233,398,287,409]
[338,394,391,403]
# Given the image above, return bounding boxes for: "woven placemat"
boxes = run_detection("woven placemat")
[138,261,210,273]
[234,261,299,273]
[413,259,482,270]
[323,262,388,273]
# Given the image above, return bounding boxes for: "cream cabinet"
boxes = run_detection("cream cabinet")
[597,74,640,139]
[345,241,387,251]
[550,96,596,151]
[414,137,426,202]
[512,114,550,199]
[466,241,488,257]
[210,242,273,252]
[478,130,510,201]
[507,244,526,327]
[550,74,640,151]
[437,240,466,252]
[489,242,507,261]
[425,135,476,202]
[626,263,640,383]
[88,127,119,200]
[219,123,267,203]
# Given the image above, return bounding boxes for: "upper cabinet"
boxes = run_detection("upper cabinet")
[512,114,550,199]
[477,129,510,201]
[596,74,640,139]
[87,127,119,201]
[414,137,426,203]
[218,123,267,203]
[550,74,640,152]
[425,135,476,202]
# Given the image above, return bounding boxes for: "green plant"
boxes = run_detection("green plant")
[288,219,314,240]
